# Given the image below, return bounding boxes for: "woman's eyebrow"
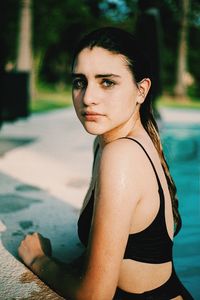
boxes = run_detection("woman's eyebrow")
[71,73,121,79]
[95,74,121,78]
[71,73,86,79]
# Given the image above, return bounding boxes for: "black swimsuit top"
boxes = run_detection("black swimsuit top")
[78,138,173,264]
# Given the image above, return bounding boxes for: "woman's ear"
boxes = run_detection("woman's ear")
[137,78,151,104]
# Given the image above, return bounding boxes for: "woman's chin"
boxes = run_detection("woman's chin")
[82,123,105,136]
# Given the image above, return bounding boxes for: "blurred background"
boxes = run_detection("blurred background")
[0,0,200,121]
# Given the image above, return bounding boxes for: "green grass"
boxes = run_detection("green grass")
[30,84,200,113]
[157,95,200,110]
[30,84,72,113]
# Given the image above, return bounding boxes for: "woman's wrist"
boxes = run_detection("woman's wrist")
[29,255,69,296]
[30,255,50,276]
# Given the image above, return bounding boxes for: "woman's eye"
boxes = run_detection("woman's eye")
[102,79,115,88]
[72,79,86,90]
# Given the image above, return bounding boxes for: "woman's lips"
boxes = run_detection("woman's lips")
[82,111,104,121]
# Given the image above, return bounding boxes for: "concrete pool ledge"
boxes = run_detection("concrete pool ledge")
[0,172,84,299]
[0,108,93,299]
[0,238,64,299]
[0,220,59,299]
[0,107,199,299]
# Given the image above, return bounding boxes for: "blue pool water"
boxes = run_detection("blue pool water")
[161,123,200,299]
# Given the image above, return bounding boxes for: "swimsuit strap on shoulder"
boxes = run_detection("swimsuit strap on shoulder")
[120,137,162,190]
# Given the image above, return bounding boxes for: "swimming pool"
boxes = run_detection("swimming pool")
[161,123,200,299]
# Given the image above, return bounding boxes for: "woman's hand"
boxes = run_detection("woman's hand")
[18,232,52,268]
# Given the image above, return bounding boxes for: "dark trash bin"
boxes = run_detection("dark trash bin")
[2,71,30,121]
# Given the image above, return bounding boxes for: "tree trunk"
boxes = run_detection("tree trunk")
[16,0,33,99]
[16,0,32,71]
[174,0,190,99]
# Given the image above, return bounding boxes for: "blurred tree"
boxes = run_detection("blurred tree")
[151,0,200,98]
[0,0,20,70]
[1,0,199,97]
[134,0,163,118]
[0,0,19,123]
[16,0,33,101]
[174,0,190,99]
[187,1,200,97]
[158,1,179,93]
[85,0,102,17]
[16,0,32,72]
[33,0,105,88]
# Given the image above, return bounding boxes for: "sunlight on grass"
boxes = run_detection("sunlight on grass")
[157,95,200,109]
[30,84,73,113]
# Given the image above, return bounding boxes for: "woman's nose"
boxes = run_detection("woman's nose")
[82,83,99,106]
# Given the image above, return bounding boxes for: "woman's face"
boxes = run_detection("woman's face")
[72,46,140,136]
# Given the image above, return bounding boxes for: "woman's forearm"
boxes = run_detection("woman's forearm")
[30,255,82,299]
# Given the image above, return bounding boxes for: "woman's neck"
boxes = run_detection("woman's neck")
[98,114,144,149]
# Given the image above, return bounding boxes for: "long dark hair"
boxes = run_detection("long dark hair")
[72,27,181,235]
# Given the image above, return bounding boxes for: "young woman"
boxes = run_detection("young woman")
[18,27,194,300]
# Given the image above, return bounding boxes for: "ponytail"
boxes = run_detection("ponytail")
[141,105,182,235]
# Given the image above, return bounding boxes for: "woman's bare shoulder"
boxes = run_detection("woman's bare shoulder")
[97,138,147,198]
[101,137,147,168]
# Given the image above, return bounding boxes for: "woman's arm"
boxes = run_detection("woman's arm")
[18,139,143,300]
[18,232,85,299]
